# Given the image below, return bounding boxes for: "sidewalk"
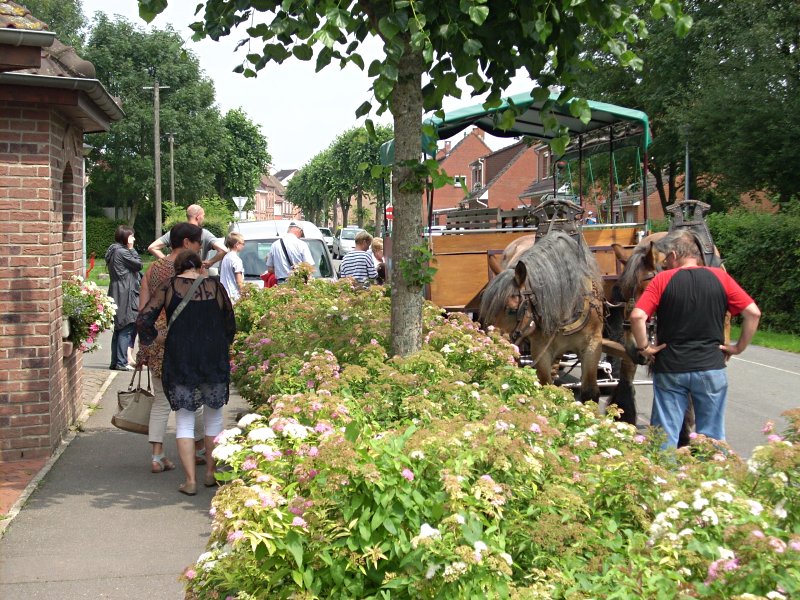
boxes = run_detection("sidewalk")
[0,330,251,598]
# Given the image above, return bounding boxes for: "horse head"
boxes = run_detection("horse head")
[479,267,537,342]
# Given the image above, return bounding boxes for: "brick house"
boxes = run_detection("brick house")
[0,3,122,461]
[463,141,540,211]
[429,128,492,224]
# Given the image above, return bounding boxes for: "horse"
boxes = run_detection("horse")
[488,234,536,274]
[480,230,605,403]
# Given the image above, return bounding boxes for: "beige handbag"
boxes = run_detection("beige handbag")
[111,366,154,435]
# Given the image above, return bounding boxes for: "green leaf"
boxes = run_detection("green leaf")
[607,519,618,533]
[463,38,483,56]
[285,532,304,569]
[532,87,550,103]
[550,134,570,156]
[383,519,398,535]
[468,6,489,26]
[675,15,693,37]
[378,16,400,39]
[355,101,372,118]
[316,46,332,71]
[349,53,365,70]
[292,44,313,61]
[291,570,303,586]
[344,421,360,443]
[382,61,399,82]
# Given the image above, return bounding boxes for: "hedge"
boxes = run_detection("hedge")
[708,207,800,334]
[85,215,124,259]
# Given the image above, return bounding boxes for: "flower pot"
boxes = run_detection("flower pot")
[61,319,71,339]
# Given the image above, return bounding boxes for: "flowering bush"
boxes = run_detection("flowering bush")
[183,280,799,599]
[62,276,116,352]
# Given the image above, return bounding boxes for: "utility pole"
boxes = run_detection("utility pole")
[167,132,176,204]
[143,80,170,237]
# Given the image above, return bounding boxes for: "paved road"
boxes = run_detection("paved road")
[624,345,800,458]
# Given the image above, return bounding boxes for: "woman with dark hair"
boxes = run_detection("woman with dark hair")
[137,250,236,495]
[105,225,143,371]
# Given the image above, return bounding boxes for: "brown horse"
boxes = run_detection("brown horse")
[481,231,605,403]
[488,234,536,274]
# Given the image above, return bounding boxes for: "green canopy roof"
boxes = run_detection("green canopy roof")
[380,91,651,165]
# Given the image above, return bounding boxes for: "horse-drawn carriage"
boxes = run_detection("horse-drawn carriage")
[382,93,717,426]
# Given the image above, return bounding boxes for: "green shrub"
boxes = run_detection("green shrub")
[162,196,232,238]
[180,279,800,599]
[708,206,800,333]
[85,215,123,258]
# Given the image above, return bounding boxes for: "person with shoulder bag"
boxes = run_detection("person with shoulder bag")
[137,250,236,496]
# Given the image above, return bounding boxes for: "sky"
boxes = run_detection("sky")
[79,1,525,171]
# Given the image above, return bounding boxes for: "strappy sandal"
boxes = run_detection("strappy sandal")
[204,472,218,488]
[195,448,207,465]
[151,455,176,473]
[178,482,197,496]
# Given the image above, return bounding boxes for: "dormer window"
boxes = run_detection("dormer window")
[539,149,552,180]
[471,160,484,190]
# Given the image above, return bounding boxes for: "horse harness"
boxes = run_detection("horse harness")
[509,281,604,366]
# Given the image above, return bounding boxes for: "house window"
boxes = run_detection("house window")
[453,175,467,189]
[274,202,282,216]
[539,149,551,180]
[471,162,483,190]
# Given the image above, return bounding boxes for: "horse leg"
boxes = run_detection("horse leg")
[602,285,626,379]
[578,337,602,404]
[607,355,638,426]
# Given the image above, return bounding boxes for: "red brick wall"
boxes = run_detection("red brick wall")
[431,129,492,219]
[484,146,539,211]
[0,102,84,461]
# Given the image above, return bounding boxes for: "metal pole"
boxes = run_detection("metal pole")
[684,138,690,201]
[608,126,615,223]
[167,132,175,204]
[143,80,170,237]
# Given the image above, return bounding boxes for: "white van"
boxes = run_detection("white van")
[223,220,337,282]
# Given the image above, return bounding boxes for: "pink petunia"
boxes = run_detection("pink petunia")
[227,530,244,542]
[529,423,541,434]
[291,516,307,528]
[401,468,415,482]
[767,434,784,443]
[184,568,197,580]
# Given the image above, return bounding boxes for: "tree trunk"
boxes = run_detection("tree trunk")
[340,197,349,227]
[389,46,425,357]
[653,166,669,216]
[667,161,677,204]
[330,201,338,231]
[356,184,364,228]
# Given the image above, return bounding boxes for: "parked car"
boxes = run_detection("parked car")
[208,220,336,283]
[332,226,363,259]
[319,227,334,252]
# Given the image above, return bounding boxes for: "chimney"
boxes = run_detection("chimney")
[473,127,484,139]
[444,141,451,154]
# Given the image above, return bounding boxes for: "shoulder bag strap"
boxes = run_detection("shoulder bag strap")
[168,275,206,331]
[279,238,295,267]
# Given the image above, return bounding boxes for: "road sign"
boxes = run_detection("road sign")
[385,205,393,220]
[232,196,248,211]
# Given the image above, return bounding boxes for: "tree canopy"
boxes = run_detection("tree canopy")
[82,14,270,241]
[20,0,86,49]
[138,0,686,356]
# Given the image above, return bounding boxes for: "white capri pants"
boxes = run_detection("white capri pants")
[175,406,224,440]
[148,376,203,443]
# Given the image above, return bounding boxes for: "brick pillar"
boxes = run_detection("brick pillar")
[0,103,85,461]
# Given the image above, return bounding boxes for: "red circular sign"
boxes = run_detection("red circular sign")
[385,206,394,219]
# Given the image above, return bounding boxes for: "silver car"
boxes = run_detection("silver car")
[319,227,334,253]
[332,226,363,259]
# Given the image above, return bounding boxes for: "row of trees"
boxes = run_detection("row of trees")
[285,125,393,230]
[573,0,800,212]
[24,1,271,243]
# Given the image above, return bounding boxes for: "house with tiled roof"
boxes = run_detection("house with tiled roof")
[462,141,540,211]
[0,1,123,462]
[428,127,492,224]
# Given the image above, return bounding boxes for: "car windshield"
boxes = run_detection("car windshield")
[340,229,358,240]
[319,228,332,236]
[238,238,334,279]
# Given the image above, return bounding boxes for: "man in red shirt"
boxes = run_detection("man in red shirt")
[630,230,761,448]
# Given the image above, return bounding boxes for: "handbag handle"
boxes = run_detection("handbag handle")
[127,364,152,392]
[168,275,206,331]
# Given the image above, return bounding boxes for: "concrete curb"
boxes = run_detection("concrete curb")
[0,370,118,538]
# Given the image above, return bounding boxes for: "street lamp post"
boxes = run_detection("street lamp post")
[143,80,170,237]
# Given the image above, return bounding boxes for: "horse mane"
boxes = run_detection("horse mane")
[517,231,602,335]
[617,245,650,300]
[480,269,517,329]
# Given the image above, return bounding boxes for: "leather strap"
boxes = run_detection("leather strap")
[168,275,206,331]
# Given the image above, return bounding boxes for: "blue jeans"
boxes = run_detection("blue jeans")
[110,323,136,368]
[652,369,728,448]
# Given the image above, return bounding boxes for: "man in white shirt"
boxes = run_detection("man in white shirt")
[265,222,314,283]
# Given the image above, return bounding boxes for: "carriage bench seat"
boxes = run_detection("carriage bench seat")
[446,208,500,230]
